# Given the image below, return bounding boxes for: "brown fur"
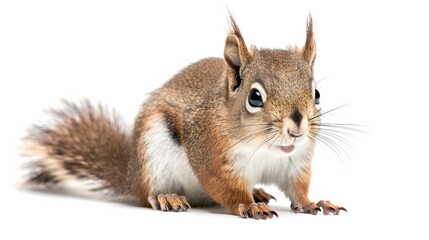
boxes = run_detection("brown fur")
[22,14,342,217]
[133,15,319,213]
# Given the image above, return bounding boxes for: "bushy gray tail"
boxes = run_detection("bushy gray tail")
[22,99,131,195]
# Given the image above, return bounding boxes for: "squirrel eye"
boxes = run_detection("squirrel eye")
[314,89,320,105]
[248,89,264,108]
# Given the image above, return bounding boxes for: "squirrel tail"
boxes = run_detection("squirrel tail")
[22,99,132,195]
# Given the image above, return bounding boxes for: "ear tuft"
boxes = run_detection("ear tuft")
[224,14,251,68]
[303,14,316,66]
[227,14,245,43]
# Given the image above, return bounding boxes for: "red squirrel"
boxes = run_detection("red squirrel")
[22,14,346,219]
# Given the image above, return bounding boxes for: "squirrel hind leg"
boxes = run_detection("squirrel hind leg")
[148,194,191,212]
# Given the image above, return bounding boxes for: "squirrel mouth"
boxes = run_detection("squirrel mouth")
[280,145,295,154]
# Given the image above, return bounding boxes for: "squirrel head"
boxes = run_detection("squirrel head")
[223,15,320,157]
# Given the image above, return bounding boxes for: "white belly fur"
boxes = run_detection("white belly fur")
[144,116,211,205]
[144,115,311,205]
[233,142,311,194]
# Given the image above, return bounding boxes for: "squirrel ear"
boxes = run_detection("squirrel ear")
[224,15,251,69]
[303,14,316,66]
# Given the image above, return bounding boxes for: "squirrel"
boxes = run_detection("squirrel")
[22,14,347,219]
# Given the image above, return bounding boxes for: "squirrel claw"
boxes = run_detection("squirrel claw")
[178,195,191,211]
[239,202,278,220]
[148,194,191,212]
[291,203,303,213]
[291,202,321,215]
[316,200,347,215]
[252,188,277,204]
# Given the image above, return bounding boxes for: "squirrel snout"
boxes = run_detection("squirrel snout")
[283,117,308,142]
[287,129,303,138]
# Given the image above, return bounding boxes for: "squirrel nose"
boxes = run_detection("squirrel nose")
[287,129,303,138]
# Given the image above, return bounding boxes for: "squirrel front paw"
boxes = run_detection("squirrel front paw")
[316,200,347,215]
[148,194,191,212]
[291,201,347,215]
[239,202,278,220]
[291,202,321,215]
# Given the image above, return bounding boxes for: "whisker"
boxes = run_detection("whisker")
[308,108,322,120]
[245,133,278,161]
[216,123,273,135]
[311,126,355,137]
[219,127,274,157]
[309,129,350,158]
[268,135,281,152]
[311,123,367,134]
[312,131,343,159]
[232,128,273,144]
[311,129,355,151]
[265,134,281,160]
[309,103,351,121]
[309,133,348,162]
[270,113,282,123]
[315,75,332,86]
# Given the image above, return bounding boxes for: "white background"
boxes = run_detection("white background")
[1,0,428,239]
